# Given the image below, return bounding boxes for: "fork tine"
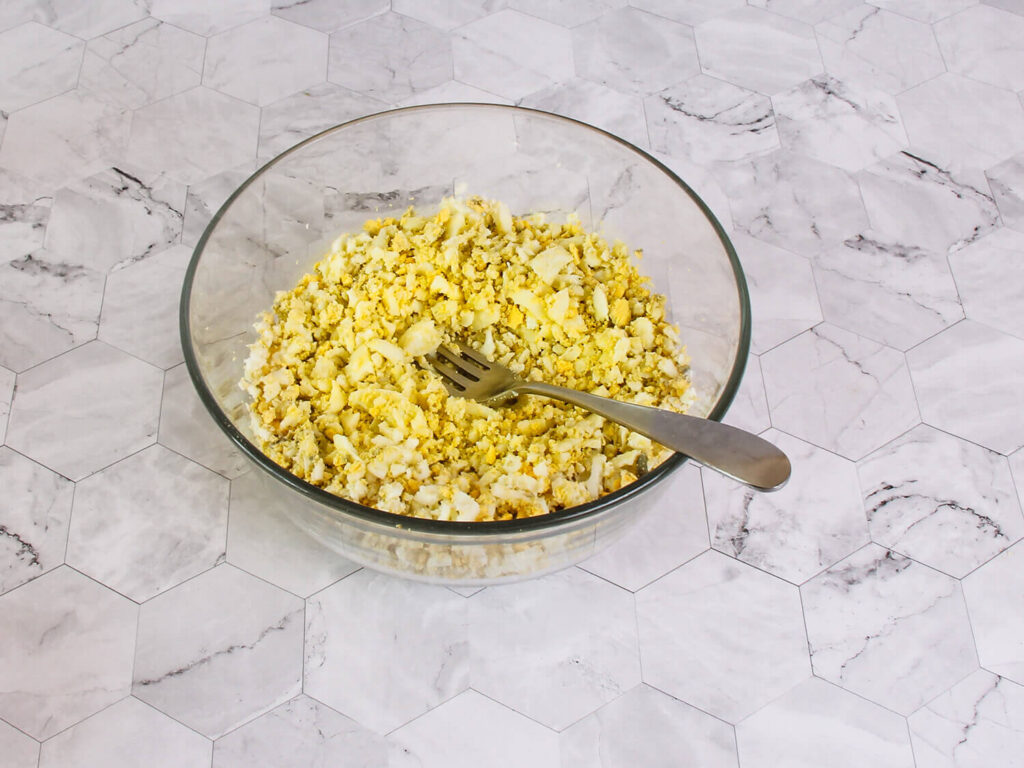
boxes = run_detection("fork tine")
[454,342,492,368]
[426,353,471,392]
[435,346,481,381]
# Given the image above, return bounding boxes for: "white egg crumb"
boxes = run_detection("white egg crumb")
[241,196,691,522]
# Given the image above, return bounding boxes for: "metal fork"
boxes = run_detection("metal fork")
[427,343,790,491]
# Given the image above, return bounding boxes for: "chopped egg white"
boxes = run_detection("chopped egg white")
[241,196,691,522]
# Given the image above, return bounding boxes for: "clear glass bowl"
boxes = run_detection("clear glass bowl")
[181,104,750,585]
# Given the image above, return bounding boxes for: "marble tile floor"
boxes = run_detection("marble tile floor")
[1,1,1024,766]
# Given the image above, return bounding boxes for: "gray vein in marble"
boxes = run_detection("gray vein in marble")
[126,87,260,186]
[0,200,49,225]
[728,491,756,555]
[80,18,205,110]
[331,12,453,103]
[8,252,89,279]
[844,233,924,261]
[0,524,40,568]
[804,545,977,714]
[721,150,869,257]
[137,609,300,687]
[897,73,1024,172]
[0,251,104,372]
[814,231,963,350]
[845,4,881,39]
[773,74,909,172]
[857,151,1000,255]
[814,6,946,94]
[811,326,876,383]
[954,674,1001,751]
[985,154,1024,232]
[866,487,1007,541]
[331,186,450,213]
[663,94,772,132]
[44,166,185,272]
[818,547,913,595]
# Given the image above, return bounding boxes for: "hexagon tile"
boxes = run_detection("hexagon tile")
[305,569,469,734]
[5,341,163,480]
[736,677,915,768]
[0,249,105,373]
[897,73,1024,171]
[760,324,919,461]
[274,0,389,32]
[858,424,1024,578]
[908,669,1024,766]
[803,545,977,715]
[98,247,188,368]
[907,320,1024,455]
[67,444,229,602]
[773,74,908,173]
[388,690,560,768]
[0,166,51,262]
[133,564,304,738]
[948,227,1024,340]
[257,83,388,163]
[452,9,571,101]
[227,468,359,597]
[579,462,709,592]
[0,566,138,739]
[126,87,260,185]
[644,75,779,165]
[149,0,270,37]
[0,22,84,113]
[38,697,211,768]
[204,16,328,107]
[731,232,821,355]
[636,550,811,723]
[0,365,15,443]
[0,90,131,189]
[962,542,1024,686]
[812,232,962,351]
[0,447,73,595]
[158,361,249,479]
[79,18,206,110]
[704,429,869,584]
[695,7,822,95]
[331,12,452,103]
[520,78,648,151]
[561,684,738,768]
[469,567,640,730]
[718,149,869,258]
[0,718,38,768]
[857,150,1000,255]
[212,695,387,768]
[4,2,1024,764]
[986,151,1024,232]
[572,6,700,96]
[44,165,185,273]
[721,353,771,435]
[814,5,946,94]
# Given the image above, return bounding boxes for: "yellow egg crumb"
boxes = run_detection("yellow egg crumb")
[241,196,691,522]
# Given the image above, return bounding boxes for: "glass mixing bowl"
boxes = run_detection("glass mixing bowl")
[181,104,750,585]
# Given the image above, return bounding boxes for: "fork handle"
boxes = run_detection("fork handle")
[517,382,790,491]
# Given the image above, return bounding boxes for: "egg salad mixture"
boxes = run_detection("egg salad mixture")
[241,196,691,522]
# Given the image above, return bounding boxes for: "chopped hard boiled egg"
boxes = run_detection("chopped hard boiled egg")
[241,196,691,522]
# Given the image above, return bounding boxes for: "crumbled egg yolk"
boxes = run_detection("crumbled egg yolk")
[241,196,691,522]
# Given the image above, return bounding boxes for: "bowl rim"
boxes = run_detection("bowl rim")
[180,102,751,536]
